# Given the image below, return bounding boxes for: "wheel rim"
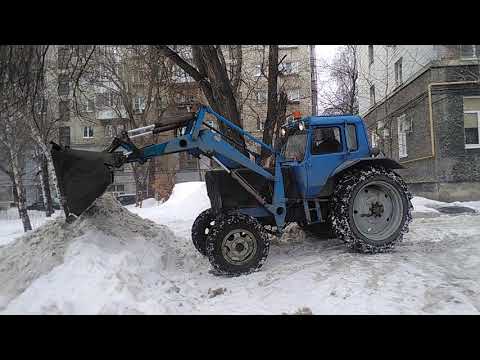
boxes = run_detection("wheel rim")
[352,180,404,241]
[221,229,257,265]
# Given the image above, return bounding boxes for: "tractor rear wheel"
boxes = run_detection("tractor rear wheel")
[191,208,215,256]
[330,166,413,253]
[205,212,270,276]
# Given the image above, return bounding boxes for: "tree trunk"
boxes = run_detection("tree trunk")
[10,151,32,232]
[39,154,54,217]
[132,163,148,207]
[28,125,64,211]
[156,45,246,152]
[261,45,286,164]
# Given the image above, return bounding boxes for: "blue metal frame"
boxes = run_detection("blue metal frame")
[116,105,287,232]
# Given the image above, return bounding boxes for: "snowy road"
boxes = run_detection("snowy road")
[1,182,480,314]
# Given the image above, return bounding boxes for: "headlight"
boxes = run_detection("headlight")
[298,121,305,131]
[281,128,286,137]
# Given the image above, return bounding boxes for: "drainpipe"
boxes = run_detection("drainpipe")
[399,80,480,164]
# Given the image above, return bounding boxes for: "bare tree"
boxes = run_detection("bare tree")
[0,45,36,231]
[260,45,288,162]
[70,45,178,203]
[318,45,358,115]
[156,45,246,150]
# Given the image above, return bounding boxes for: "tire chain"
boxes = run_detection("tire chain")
[329,166,413,253]
[206,211,270,276]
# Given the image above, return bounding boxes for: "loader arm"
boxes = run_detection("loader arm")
[109,106,287,231]
[53,105,287,231]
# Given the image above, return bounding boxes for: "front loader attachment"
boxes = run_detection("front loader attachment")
[51,143,119,218]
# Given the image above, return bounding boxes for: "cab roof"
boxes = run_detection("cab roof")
[303,115,364,127]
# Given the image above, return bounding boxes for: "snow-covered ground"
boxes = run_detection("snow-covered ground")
[1,182,480,314]
[0,208,61,247]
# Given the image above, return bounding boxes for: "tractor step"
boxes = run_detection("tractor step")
[303,199,323,224]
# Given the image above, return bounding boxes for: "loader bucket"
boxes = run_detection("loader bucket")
[51,144,116,218]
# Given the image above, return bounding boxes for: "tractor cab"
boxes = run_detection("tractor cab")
[280,112,371,198]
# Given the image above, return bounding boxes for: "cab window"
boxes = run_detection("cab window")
[281,130,307,161]
[311,127,342,155]
[346,124,358,151]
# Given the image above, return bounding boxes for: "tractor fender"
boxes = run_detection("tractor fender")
[332,157,404,177]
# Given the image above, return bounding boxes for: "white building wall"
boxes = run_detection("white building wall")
[357,45,439,115]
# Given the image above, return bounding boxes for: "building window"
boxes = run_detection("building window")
[58,74,69,96]
[395,57,403,87]
[35,98,47,115]
[464,97,480,148]
[287,88,300,103]
[256,90,267,104]
[368,45,374,66]
[257,117,264,131]
[59,100,70,122]
[104,125,114,138]
[57,47,70,70]
[86,98,95,112]
[279,45,298,49]
[108,184,125,196]
[377,120,389,138]
[96,92,117,109]
[369,85,376,106]
[397,114,408,158]
[371,131,378,148]
[83,126,94,139]
[175,93,195,105]
[179,152,198,170]
[59,126,70,147]
[254,64,263,77]
[132,69,146,84]
[134,96,146,113]
[279,61,299,75]
[460,45,480,59]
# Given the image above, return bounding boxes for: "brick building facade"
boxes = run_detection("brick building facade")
[358,45,480,201]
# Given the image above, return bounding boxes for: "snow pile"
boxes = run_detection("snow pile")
[411,197,446,215]
[0,194,200,314]
[127,181,210,239]
[412,196,479,217]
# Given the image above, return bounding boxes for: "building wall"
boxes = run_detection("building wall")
[360,48,480,201]
[358,45,438,115]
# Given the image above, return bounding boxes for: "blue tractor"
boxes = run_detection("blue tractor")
[51,105,413,276]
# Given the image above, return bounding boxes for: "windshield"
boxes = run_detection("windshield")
[281,130,307,161]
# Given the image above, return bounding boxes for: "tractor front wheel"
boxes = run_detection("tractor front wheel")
[191,208,216,256]
[206,212,270,276]
[330,166,413,253]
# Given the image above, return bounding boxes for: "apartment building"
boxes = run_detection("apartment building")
[357,45,480,201]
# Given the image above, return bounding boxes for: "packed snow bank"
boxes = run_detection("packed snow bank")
[127,181,210,239]
[412,196,479,217]
[0,194,197,314]
[411,197,446,216]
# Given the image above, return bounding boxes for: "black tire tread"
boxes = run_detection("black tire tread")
[206,212,270,276]
[191,208,214,256]
[330,166,413,253]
